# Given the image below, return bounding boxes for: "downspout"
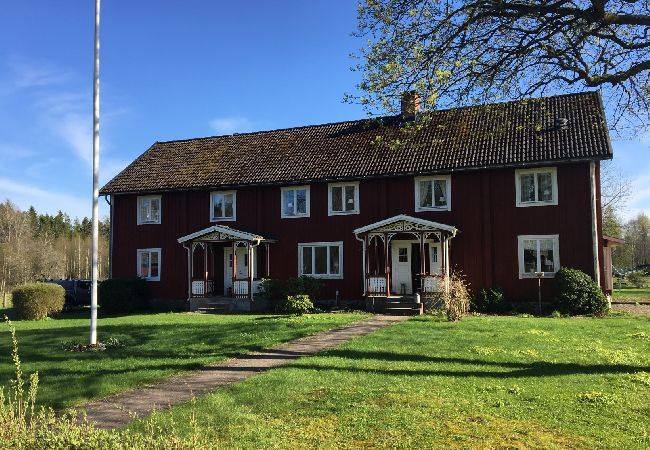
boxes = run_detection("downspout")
[590,161,601,286]
[182,243,191,310]
[103,195,113,279]
[354,233,367,296]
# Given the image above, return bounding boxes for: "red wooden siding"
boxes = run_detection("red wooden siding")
[110,161,603,304]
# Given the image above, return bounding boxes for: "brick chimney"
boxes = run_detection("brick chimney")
[400,91,421,118]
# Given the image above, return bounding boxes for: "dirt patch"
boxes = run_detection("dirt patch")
[611,303,650,315]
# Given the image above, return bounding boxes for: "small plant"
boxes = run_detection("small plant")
[550,310,563,318]
[553,267,609,316]
[11,283,65,320]
[276,294,314,315]
[60,337,126,352]
[577,391,613,405]
[442,272,470,321]
[261,277,322,310]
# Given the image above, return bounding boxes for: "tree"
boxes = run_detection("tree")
[352,0,650,133]
[624,212,650,266]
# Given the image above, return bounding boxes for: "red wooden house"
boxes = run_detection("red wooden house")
[100,91,614,312]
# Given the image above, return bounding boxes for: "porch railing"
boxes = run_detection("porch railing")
[366,276,387,296]
[232,279,250,298]
[421,274,445,296]
[191,279,214,298]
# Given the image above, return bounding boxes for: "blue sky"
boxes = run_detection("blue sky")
[0,1,648,221]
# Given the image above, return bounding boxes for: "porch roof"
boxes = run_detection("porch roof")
[177,225,273,244]
[353,214,458,236]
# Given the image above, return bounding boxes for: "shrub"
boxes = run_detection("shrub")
[553,267,608,316]
[11,283,65,320]
[472,287,506,313]
[442,273,471,321]
[98,278,149,314]
[276,294,314,315]
[260,276,322,310]
[626,271,647,288]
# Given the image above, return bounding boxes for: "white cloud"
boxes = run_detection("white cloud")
[209,116,255,135]
[622,174,650,220]
[0,58,72,95]
[0,177,105,220]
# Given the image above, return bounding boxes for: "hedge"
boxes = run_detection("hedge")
[12,283,65,320]
[98,278,149,313]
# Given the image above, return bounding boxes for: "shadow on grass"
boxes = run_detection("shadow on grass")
[283,348,650,379]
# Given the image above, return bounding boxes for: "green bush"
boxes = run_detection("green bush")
[553,267,608,316]
[276,294,314,315]
[11,283,65,320]
[472,287,506,313]
[626,271,647,288]
[98,278,149,314]
[260,276,322,310]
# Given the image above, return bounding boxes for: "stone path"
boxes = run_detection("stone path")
[79,315,409,429]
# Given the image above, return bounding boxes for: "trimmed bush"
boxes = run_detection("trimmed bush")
[12,283,65,320]
[276,294,314,315]
[626,271,647,288]
[553,267,608,316]
[260,276,322,310]
[98,278,149,314]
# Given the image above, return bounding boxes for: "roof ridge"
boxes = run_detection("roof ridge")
[154,91,600,145]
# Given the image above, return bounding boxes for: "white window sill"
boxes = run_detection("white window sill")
[415,205,450,212]
[141,277,160,282]
[210,217,236,222]
[519,272,557,279]
[281,214,310,219]
[516,201,558,208]
[137,221,161,225]
[328,210,359,216]
[300,274,343,279]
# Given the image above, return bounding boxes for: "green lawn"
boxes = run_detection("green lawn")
[0,310,368,409]
[613,287,650,301]
[127,314,650,449]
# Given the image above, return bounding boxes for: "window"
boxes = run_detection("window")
[298,242,343,278]
[281,186,310,218]
[137,195,161,224]
[328,182,359,215]
[398,248,408,262]
[137,248,161,281]
[515,167,558,207]
[517,235,560,279]
[415,176,451,211]
[210,191,236,221]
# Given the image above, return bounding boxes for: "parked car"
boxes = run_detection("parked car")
[46,279,92,308]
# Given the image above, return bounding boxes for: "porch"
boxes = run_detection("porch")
[354,215,458,307]
[177,225,275,311]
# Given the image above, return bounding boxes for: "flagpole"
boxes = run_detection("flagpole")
[90,0,101,345]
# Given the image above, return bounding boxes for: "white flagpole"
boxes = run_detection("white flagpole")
[90,0,101,345]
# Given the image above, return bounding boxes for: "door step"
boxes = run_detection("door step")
[384,303,423,316]
[197,302,231,314]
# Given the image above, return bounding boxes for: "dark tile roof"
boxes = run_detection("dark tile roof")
[100,91,612,194]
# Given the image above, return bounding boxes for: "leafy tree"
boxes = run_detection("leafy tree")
[352,0,650,133]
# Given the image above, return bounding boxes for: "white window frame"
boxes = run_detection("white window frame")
[517,235,560,279]
[137,248,161,281]
[328,181,360,216]
[280,185,311,218]
[137,195,162,225]
[515,167,558,207]
[414,175,451,212]
[298,241,344,279]
[210,190,237,222]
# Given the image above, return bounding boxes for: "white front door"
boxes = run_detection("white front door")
[224,247,256,295]
[429,242,442,274]
[391,242,412,295]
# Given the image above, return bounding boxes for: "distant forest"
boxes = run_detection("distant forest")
[0,199,109,304]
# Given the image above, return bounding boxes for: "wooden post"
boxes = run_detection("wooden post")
[247,242,253,299]
[231,241,237,298]
[384,234,390,296]
[203,243,208,295]
[420,233,426,291]
[265,242,270,277]
[365,235,370,294]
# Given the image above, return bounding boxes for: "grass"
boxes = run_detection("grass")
[126,313,650,449]
[613,287,650,301]
[0,310,368,409]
